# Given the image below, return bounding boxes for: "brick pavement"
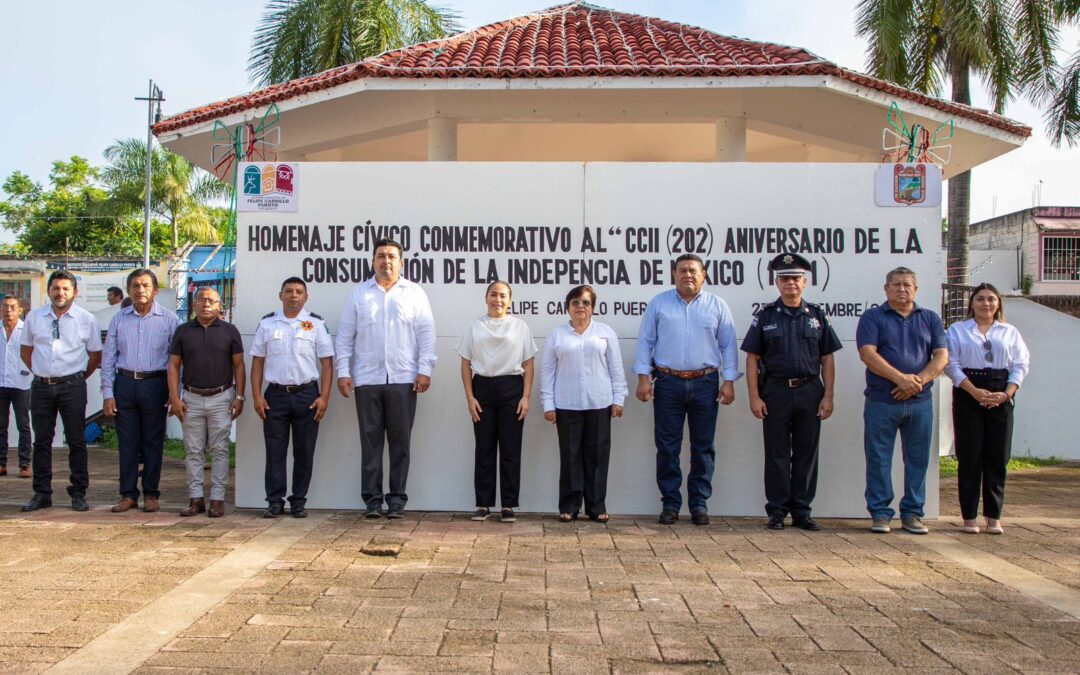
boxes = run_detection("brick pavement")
[0,449,1077,673]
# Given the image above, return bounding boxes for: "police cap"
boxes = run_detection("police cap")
[768,252,812,277]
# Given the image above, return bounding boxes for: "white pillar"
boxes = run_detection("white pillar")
[714,117,746,161]
[428,117,458,161]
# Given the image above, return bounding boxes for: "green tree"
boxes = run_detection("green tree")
[102,138,231,248]
[856,0,1077,285]
[248,0,460,86]
[0,157,171,256]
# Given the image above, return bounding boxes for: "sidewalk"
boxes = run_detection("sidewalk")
[0,448,1077,673]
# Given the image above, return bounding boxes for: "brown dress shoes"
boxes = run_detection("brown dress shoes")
[208,500,225,518]
[111,497,138,513]
[143,496,160,513]
[179,498,206,516]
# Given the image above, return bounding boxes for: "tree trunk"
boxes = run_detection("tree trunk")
[947,62,972,286]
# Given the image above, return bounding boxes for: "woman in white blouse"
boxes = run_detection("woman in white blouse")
[457,281,537,523]
[540,285,628,523]
[945,283,1030,535]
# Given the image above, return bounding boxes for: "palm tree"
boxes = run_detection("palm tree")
[102,139,232,248]
[248,0,460,87]
[856,0,1076,285]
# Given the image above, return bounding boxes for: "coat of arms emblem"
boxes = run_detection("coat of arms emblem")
[893,164,926,205]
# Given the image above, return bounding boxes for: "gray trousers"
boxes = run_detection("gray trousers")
[182,390,233,501]
[354,383,416,509]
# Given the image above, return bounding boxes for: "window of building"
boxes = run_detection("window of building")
[1041,235,1080,281]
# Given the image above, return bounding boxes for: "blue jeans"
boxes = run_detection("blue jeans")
[863,397,933,520]
[653,371,719,513]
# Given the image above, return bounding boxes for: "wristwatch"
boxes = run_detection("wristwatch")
[235,395,245,401]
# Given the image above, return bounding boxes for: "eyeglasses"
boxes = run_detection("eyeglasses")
[569,299,592,308]
[983,339,993,363]
[51,318,59,340]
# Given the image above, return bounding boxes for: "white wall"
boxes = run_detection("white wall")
[231,162,943,517]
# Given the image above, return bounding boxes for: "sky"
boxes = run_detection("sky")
[3,0,1079,239]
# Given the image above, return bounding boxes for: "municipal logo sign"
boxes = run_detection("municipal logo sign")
[238,162,299,212]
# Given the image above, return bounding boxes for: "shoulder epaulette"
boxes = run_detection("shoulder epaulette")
[261,311,275,319]
[308,312,324,321]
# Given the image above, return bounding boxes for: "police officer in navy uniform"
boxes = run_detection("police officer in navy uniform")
[741,253,841,531]
[250,277,334,518]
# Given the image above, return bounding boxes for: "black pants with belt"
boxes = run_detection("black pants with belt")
[263,382,320,507]
[761,378,824,520]
[952,370,1013,520]
[30,377,88,498]
[556,407,611,518]
[0,387,31,468]
[115,374,169,500]
[472,374,524,509]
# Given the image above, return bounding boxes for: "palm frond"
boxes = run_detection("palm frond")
[908,0,948,96]
[856,0,914,85]
[1014,0,1060,105]
[1046,48,1080,146]
[981,0,1017,113]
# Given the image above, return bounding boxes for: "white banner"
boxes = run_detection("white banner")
[234,163,942,517]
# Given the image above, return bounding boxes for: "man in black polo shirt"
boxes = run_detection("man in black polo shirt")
[167,287,245,518]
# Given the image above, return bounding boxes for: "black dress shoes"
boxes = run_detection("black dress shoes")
[691,511,710,526]
[263,502,284,518]
[71,495,89,512]
[291,505,307,518]
[767,514,785,530]
[658,509,678,525]
[21,494,52,512]
[792,517,822,532]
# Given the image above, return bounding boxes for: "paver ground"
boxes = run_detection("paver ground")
[1,447,1078,673]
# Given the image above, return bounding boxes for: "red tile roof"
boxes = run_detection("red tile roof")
[154,2,1030,137]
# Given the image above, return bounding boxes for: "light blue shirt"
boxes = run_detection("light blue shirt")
[633,289,741,381]
[101,301,181,399]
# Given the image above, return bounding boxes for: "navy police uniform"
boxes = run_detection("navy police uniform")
[741,254,841,525]
[250,310,334,512]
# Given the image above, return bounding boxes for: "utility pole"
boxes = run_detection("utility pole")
[135,81,165,269]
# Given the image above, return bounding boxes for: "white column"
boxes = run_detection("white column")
[428,117,458,161]
[714,117,746,161]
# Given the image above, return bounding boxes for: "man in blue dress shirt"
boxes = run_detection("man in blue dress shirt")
[634,254,740,526]
[101,269,180,513]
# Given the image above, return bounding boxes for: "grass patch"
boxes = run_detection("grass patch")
[940,454,1063,479]
[99,426,236,468]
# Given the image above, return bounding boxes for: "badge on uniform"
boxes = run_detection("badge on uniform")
[807,317,820,330]
[299,321,314,331]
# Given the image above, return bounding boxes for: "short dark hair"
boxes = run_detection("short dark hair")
[675,253,704,269]
[47,270,78,291]
[107,286,123,297]
[966,283,1005,322]
[373,238,403,258]
[886,267,917,285]
[564,285,596,310]
[125,269,159,290]
[280,276,307,291]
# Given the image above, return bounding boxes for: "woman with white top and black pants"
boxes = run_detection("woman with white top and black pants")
[945,283,1030,535]
[541,285,628,523]
[458,281,537,523]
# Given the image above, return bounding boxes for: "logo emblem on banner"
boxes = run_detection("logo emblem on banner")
[893,164,925,205]
[874,163,941,207]
[239,162,298,212]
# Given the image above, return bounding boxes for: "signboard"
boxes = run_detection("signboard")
[238,162,298,212]
[874,163,942,207]
[234,163,942,516]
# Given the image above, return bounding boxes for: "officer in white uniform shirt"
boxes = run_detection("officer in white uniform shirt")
[250,277,334,519]
[0,297,32,477]
[20,270,102,512]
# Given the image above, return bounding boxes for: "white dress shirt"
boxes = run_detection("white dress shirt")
[541,320,628,412]
[334,277,437,385]
[0,320,31,389]
[20,304,102,378]
[251,310,335,385]
[456,315,537,377]
[944,318,1030,387]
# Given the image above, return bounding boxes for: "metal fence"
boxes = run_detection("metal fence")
[940,283,974,328]
[176,278,236,322]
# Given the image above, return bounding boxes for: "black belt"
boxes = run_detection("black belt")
[34,372,84,385]
[183,383,232,396]
[268,381,316,393]
[764,375,816,388]
[118,368,166,380]
[962,368,1008,380]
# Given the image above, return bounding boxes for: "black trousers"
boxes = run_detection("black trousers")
[264,382,320,506]
[0,387,31,468]
[30,377,88,498]
[556,407,611,517]
[115,374,169,500]
[355,383,416,510]
[472,374,524,509]
[952,385,1013,520]
[761,379,824,520]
